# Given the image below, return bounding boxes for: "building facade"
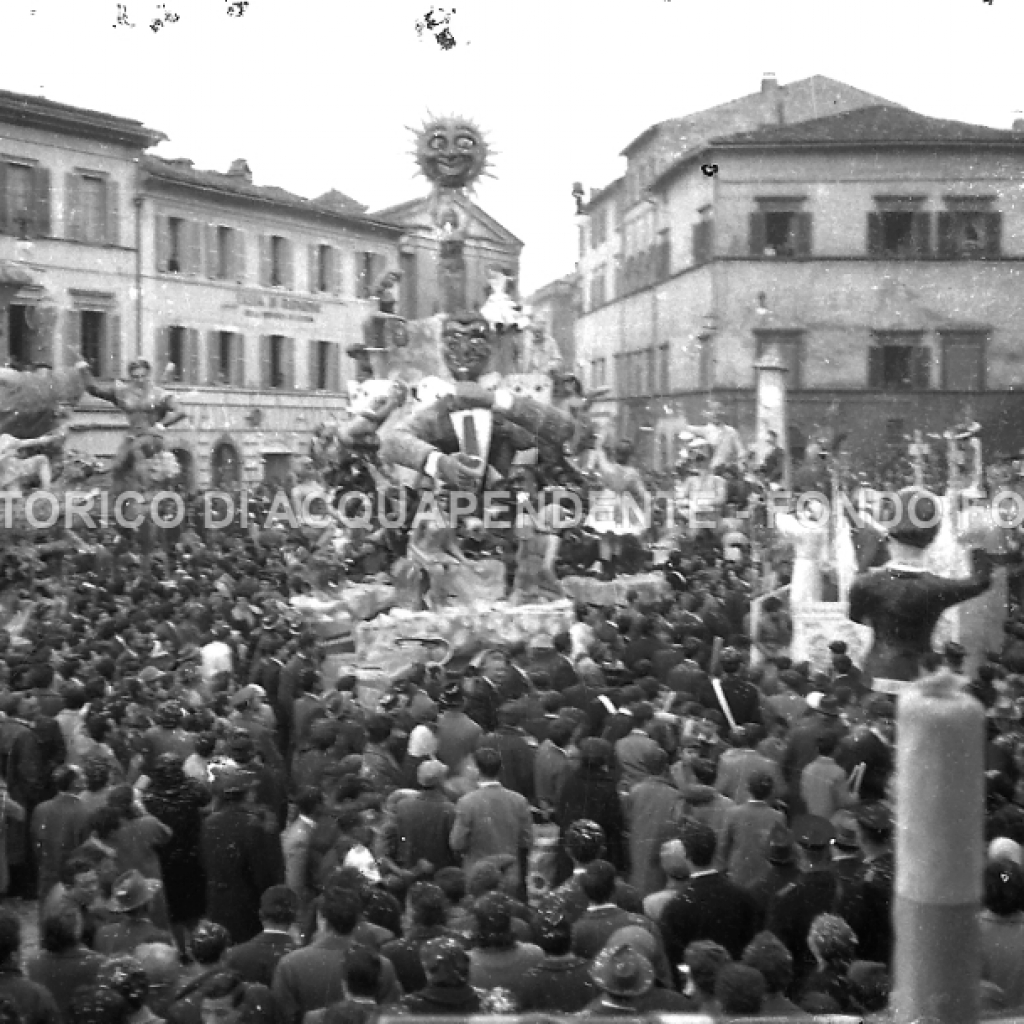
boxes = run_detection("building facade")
[0,89,525,489]
[523,273,579,368]
[573,76,1024,469]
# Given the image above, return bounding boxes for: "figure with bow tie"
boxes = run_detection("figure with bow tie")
[378,311,576,499]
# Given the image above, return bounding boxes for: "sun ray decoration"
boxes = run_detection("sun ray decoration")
[411,114,492,193]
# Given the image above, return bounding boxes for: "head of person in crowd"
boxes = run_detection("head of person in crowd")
[198,972,249,1024]
[259,885,299,932]
[96,956,150,1012]
[473,746,503,781]
[681,819,718,872]
[190,921,233,968]
[472,892,517,950]
[741,931,794,999]
[404,882,447,934]
[579,860,618,907]
[135,943,182,1017]
[60,854,101,908]
[715,963,766,1017]
[589,944,654,1006]
[419,936,471,990]
[847,960,890,1014]
[684,940,732,1008]
[68,986,131,1024]
[808,913,858,971]
[40,902,85,954]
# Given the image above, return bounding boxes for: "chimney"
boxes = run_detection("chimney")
[227,159,253,182]
[761,72,784,125]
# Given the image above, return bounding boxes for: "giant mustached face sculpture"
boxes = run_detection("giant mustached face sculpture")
[414,116,490,190]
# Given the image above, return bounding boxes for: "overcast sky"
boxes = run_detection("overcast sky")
[1,0,1022,292]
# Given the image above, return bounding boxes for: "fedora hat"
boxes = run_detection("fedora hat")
[109,870,162,913]
[590,945,654,998]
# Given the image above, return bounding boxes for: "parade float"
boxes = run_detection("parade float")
[288,115,667,687]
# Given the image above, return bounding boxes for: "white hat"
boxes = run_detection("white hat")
[989,837,1023,867]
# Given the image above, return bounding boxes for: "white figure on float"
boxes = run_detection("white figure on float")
[775,495,829,606]
[682,398,744,470]
[480,268,523,332]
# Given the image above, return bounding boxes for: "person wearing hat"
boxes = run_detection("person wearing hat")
[138,702,195,780]
[93,871,173,956]
[134,942,182,1019]
[223,885,299,988]
[766,815,844,987]
[835,694,894,804]
[385,759,455,878]
[583,942,656,1015]
[745,823,801,916]
[399,936,480,1016]
[433,686,483,779]
[848,486,992,694]
[200,767,284,945]
[782,692,846,817]
[623,747,686,897]
[841,803,895,967]
[831,811,864,882]
[641,840,692,924]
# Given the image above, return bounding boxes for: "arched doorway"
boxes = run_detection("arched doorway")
[211,441,241,491]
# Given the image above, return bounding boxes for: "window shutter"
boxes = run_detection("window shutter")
[185,220,203,275]
[156,216,171,272]
[232,334,246,387]
[308,338,319,389]
[104,313,122,379]
[186,328,201,384]
[308,245,318,292]
[205,225,219,279]
[65,172,82,241]
[33,166,51,237]
[748,212,767,256]
[63,310,82,367]
[911,212,931,257]
[259,335,272,388]
[106,179,120,246]
[258,236,271,287]
[913,346,931,389]
[155,327,170,379]
[937,212,954,257]
[329,342,342,393]
[232,230,247,283]
[284,337,295,389]
[329,247,343,295]
[867,347,883,388]
[867,212,882,257]
[282,239,294,289]
[985,213,1002,259]
[207,330,220,384]
[0,163,8,234]
[34,306,57,367]
[795,213,812,257]
[355,252,368,298]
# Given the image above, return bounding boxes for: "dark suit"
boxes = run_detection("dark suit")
[849,562,990,687]
[30,794,90,900]
[224,929,296,987]
[767,866,845,985]
[201,805,284,944]
[380,390,574,482]
[659,870,761,966]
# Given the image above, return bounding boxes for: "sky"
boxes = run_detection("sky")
[0,0,1022,292]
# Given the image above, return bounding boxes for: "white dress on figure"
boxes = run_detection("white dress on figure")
[776,511,828,605]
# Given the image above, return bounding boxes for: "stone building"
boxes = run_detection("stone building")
[0,89,524,489]
[524,273,580,368]
[573,75,1024,469]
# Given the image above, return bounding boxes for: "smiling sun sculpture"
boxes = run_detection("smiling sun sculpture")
[413,114,492,192]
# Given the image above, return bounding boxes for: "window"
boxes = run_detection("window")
[207,225,243,281]
[167,326,186,382]
[81,311,105,377]
[310,340,341,391]
[206,330,244,386]
[692,210,713,266]
[219,332,233,384]
[7,306,31,369]
[868,332,930,391]
[939,204,1002,259]
[309,244,338,294]
[262,334,292,389]
[592,358,607,388]
[940,330,987,391]
[749,200,811,258]
[590,268,606,310]
[755,331,805,389]
[591,209,607,249]
[657,229,671,279]
[1,161,50,238]
[270,236,288,287]
[66,171,117,245]
[165,217,185,273]
[868,202,930,258]
[698,337,714,389]
[356,252,385,298]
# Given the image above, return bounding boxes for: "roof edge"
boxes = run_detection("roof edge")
[0,92,165,149]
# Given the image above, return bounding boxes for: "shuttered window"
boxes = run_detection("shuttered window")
[309,339,341,391]
[262,334,293,389]
[158,217,203,274]
[65,171,117,245]
[940,330,987,391]
[0,161,51,238]
[937,211,1002,259]
[868,332,929,391]
[867,211,931,258]
[308,244,340,293]
[749,201,811,258]
[206,225,244,281]
[356,252,385,298]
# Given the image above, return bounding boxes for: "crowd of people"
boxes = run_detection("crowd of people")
[0,484,1022,1024]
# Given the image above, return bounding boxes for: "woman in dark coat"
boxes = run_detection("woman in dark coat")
[142,753,211,948]
[554,738,626,880]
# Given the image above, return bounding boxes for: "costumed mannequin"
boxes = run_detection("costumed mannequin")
[585,432,648,579]
[675,439,728,532]
[78,359,187,491]
[509,467,564,605]
[379,311,575,494]
[774,497,829,605]
[0,418,67,494]
[683,400,744,471]
[848,487,992,695]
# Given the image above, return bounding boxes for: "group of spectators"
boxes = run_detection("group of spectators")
[0,497,1023,1024]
